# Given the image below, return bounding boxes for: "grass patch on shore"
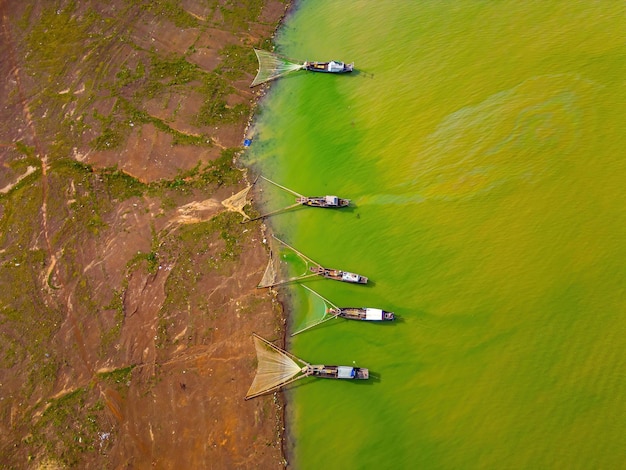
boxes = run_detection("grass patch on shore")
[0,179,64,399]
[2,0,284,465]
[156,210,250,348]
[128,0,199,28]
[219,0,265,29]
[25,388,109,467]
[98,365,135,397]
[217,44,258,79]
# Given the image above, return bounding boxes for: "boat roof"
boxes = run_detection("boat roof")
[365,308,384,320]
[341,272,360,282]
[328,61,345,72]
[337,366,355,378]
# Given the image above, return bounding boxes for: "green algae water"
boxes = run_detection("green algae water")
[245,1,626,468]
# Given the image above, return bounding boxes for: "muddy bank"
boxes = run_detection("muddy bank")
[0,0,292,467]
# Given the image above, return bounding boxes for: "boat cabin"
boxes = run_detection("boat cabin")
[309,365,369,380]
[325,195,339,206]
[337,366,357,378]
[327,61,346,72]
[341,272,362,283]
[365,308,384,321]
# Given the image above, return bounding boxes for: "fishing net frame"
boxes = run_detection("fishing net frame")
[245,334,310,399]
[221,185,253,221]
[256,235,321,288]
[250,49,304,87]
[290,285,340,336]
[257,248,279,288]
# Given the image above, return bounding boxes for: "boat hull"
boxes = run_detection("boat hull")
[330,307,395,321]
[297,196,350,208]
[309,365,369,380]
[304,61,354,73]
[310,266,368,284]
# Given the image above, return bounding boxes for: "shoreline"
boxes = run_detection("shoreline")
[238,2,300,467]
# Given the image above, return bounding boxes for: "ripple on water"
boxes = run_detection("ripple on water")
[408,74,599,200]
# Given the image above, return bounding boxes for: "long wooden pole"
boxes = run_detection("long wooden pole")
[300,284,339,310]
[245,202,302,223]
[291,315,338,337]
[272,235,321,268]
[262,273,319,288]
[245,371,311,400]
[260,175,304,198]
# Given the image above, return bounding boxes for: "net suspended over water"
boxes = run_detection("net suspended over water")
[257,248,279,288]
[257,236,320,288]
[250,49,303,87]
[246,334,309,399]
[291,284,340,336]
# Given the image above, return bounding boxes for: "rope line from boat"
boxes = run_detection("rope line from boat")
[290,284,342,336]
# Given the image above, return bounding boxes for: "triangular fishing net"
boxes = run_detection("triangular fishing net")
[257,236,318,288]
[257,250,278,288]
[250,49,303,87]
[290,285,338,336]
[221,185,252,221]
[246,334,307,399]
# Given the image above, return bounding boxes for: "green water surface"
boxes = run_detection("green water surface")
[246,1,626,468]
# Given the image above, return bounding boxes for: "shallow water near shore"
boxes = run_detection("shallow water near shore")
[245,1,626,468]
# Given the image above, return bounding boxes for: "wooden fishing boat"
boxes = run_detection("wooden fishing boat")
[246,334,370,399]
[303,60,354,73]
[251,50,354,87]
[308,365,369,380]
[296,195,350,208]
[290,285,395,336]
[247,177,351,222]
[310,266,368,284]
[258,236,370,288]
[328,307,395,321]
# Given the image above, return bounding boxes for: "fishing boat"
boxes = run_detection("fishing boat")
[328,307,395,321]
[290,285,395,335]
[258,236,369,288]
[308,365,369,379]
[310,266,368,284]
[251,50,354,87]
[303,60,354,74]
[245,177,351,222]
[296,195,350,208]
[246,334,370,399]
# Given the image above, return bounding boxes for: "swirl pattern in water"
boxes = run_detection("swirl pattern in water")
[410,74,598,200]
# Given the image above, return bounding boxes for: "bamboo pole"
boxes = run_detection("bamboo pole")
[245,202,302,223]
[291,315,338,337]
[272,235,321,268]
[300,284,339,310]
[260,273,319,288]
[245,372,311,400]
[260,175,304,198]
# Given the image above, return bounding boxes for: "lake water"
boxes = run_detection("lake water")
[245,1,626,468]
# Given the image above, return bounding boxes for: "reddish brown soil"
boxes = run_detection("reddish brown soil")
[0,0,292,468]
